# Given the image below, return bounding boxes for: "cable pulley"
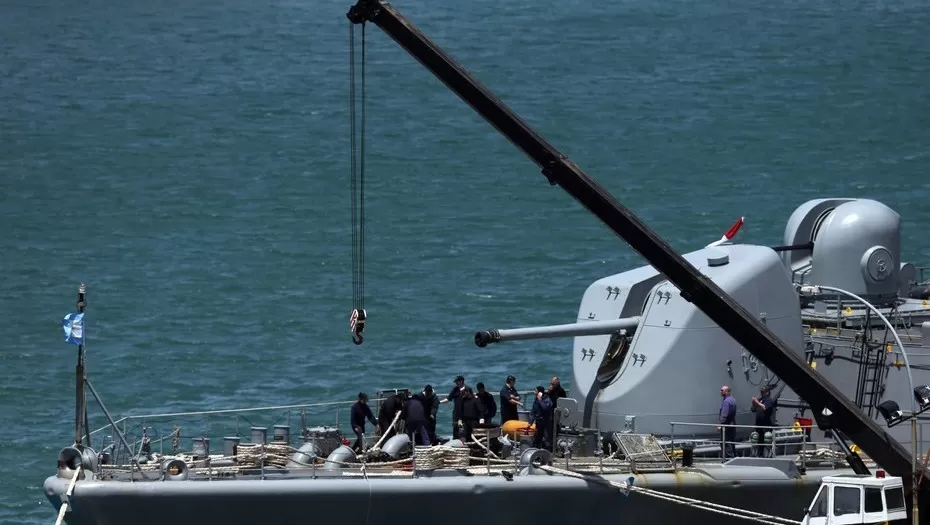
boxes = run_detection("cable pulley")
[348,21,368,345]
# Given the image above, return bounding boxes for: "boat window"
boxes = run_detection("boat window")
[833,486,861,516]
[809,486,829,518]
[864,488,883,513]
[885,487,905,511]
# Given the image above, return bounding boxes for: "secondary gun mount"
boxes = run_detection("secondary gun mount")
[474,317,640,347]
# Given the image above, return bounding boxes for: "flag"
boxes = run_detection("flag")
[62,312,85,346]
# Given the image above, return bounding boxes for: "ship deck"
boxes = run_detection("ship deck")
[64,392,868,485]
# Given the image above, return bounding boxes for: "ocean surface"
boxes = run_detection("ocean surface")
[1,0,928,522]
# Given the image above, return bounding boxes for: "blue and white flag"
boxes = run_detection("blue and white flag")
[62,312,85,346]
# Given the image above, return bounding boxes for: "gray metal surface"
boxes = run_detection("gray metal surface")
[44,464,841,525]
[782,198,901,303]
[571,243,804,435]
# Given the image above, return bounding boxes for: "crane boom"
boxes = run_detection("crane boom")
[345,0,917,482]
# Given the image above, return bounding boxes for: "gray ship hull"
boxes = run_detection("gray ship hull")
[44,465,839,525]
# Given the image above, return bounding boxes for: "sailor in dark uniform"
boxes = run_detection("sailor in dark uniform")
[499,375,522,424]
[421,384,439,443]
[460,387,487,444]
[528,386,554,451]
[350,392,378,452]
[476,382,497,423]
[751,385,776,457]
[378,393,406,442]
[441,375,467,439]
[405,391,431,446]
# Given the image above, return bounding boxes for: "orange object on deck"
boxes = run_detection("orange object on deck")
[502,420,535,439]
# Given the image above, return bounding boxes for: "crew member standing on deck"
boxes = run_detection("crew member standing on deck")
[441,376,467,439]
[750,385,775,457]
[719,385,737,458]
[460,387,487,443]
[406,390,431,446]
[350,392,378,452]
[476,382,497,423]
[499,375,522,424]
[421,385,439,443]
[378,393,406,442]
[528,386,554,451]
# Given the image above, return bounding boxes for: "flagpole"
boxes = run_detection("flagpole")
[74,283,86,449]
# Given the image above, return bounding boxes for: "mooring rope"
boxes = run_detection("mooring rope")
[54,465,82,525]
[539,464,801,525]
[368,410,403,453]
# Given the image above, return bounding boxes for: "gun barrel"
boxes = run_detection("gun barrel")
[474,316,641,347]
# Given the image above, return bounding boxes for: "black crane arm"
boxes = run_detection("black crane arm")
[345,0,915,479]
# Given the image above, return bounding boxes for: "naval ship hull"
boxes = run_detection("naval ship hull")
[44,465,835,525]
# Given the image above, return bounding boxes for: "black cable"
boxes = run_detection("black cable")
[359,23,366,310]
[349,23,359,309]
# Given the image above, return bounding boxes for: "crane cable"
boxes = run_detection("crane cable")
[348,21,367,345]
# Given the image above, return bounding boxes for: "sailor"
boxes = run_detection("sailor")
[405,390,431,446]
[440,375,467,439]
[528,386,554,451]
[378,393,407,442]
[350,392,378,452]
[750,385,775,457]
[421,384,439,444]
[548,376,567,402]
[459,386,487,444]
[718,385,737,458]
[475,382,497,422]
[499,375,523,424]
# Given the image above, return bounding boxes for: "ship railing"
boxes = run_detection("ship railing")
[86,389,551,465]
[801,291,926,345]
[667,421,843,469]
[87,399,365,465]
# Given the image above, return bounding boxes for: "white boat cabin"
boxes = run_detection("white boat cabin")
[802,470,908,525]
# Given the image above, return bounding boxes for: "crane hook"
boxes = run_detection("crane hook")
[350,308,367,345]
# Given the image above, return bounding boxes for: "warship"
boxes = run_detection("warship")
[43,0,930,524]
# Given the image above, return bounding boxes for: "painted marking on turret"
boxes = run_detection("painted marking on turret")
[653,290,672,305]
[581,348,596,361]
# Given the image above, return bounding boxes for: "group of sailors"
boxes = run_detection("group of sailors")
[349,374,568,452]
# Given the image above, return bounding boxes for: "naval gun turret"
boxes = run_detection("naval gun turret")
[781,198,905,304]
[474,316,641,347]
[476,244,805,436]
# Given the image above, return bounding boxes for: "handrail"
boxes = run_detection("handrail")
[669,421,801,430]
[90,416,127,436]
[85,389,561,439]
[122,400,357,421]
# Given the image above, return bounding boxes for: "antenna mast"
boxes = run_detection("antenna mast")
[74,283,87,448]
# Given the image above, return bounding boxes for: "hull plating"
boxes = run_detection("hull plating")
[44,467,835,525]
